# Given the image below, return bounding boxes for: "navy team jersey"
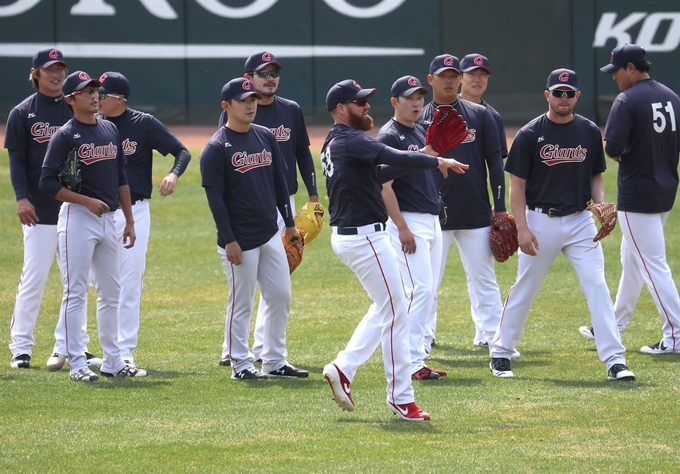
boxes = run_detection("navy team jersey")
[376,119,441,215]
[219,96,317,197]
[505,113,605,211]
[4,92,72,225]
[604,78,680,213]
[102,108,187,202]
[200,124,293,251]
[481,99,508,158]
[419,99,504,230]
[42,118,127,211]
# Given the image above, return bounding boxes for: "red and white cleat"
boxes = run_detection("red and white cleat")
[388,401,431,421]
[323,363,355,412]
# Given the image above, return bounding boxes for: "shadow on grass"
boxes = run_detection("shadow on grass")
[543,378,646,389]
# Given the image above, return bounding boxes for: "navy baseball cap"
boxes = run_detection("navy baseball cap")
[32,48,67,69]
[244,51,283,73]
[460,53,492,74]
[63,71,102,96]
[99,72,130,98]
[600,44,647,74]
[429,54,461,75]
[326,79,377,111]
[391,75,429,98]
[546,68,579,91]
[221,77,262,101]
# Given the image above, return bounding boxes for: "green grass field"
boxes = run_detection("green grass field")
[1,147,679,473]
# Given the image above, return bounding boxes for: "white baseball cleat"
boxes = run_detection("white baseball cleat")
[322,363,355,412]
[490,358,515,378]
[579,326,595,341]
[640,341,680,355]
[46,353,67,371]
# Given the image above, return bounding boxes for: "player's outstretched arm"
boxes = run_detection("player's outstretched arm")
[436,157,469,178]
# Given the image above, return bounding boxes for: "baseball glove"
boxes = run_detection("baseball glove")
[294,202,324,243]
[425,106,468,155]
[57,147,82,192]
[489,214,519,263]
[587,201,617,242]
[281,229,306,274]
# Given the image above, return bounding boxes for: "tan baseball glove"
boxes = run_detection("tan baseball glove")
[281,229,306,274]
[587,201,617,242]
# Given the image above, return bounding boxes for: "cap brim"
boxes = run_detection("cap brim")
[254,61,283,71]
[356,88,377,100]
[397,86,429,97]
[38,60,68,69]
[432,67,461,75]
[462,66,492,74]
[76,79,102,91]
[232,91,263,100]
[548,84,578,91]
[600,63,619,74]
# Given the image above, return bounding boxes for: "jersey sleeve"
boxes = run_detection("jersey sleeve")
[481,111,506,212]
[603,95,632,151]
[346,131,388,164]
[5,108,30,200]
[200,142,236,244]
[591,124,607,176]
[270,135,295,227]
[504,129,533,180]
[147,116,183,156]
[293,107,318,198]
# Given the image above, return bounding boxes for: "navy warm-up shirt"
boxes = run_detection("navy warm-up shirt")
[376,119,441,216]
[506,113,605,212]
[604,78,680,213]
[200,124,294,251]
[41,118,127,211]
[219,96,318,197]
[481,98,508,158]
[321,124,439,228]
[5,92,72,225]
[102,108,188,202]
[419,99,504,230]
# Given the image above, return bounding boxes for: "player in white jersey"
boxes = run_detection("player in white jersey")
[489,69,635,382]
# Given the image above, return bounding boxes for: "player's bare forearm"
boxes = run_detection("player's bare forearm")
[590,174,606,203]
[55,187,110,217]
[17,198,39,226]
[381,181,415,253]
[118,184,134,224]
[436,157,469,178]
[283,226,297,235]
[159,172,178,197]
[225,241,243,265]
[123,222,136,249]
[510,173,538,255]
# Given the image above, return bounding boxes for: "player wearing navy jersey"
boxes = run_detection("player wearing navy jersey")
[40,71,147,381]
[320,79,468,421]
[5,48,100,369]
[201,77,308,380]
[45,72,192,370]
[376,75,448,381]
[419,54,507,351]
[489,69,634,382]
[459,53,508,159]
[579,45,680,355]
[217,52,318,365]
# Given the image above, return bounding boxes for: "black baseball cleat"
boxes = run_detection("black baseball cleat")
[10,353,31,369]
[607,363,635,381]
[219,356,231,367]
[231,367,266,380]
[265,364,309,378]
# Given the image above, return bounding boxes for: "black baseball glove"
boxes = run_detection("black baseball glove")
[57,147,82,192]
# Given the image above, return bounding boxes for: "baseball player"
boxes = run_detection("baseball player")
[40,71,147,381]
[578,45,680,354]
[320,79,468,421]
[46,72,191,371]
[217,51,318,366]
[200,77,308,380]
[5,48,100,369]
[376,75,448,380]
[489,68,635,381]
[459,53,508,159]
[419,54,508,351]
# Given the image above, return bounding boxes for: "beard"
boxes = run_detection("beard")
[549,102,574,117]
[348,108,374,131]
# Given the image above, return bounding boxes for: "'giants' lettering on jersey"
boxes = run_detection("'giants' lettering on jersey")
[78,142,118,165]
[539,144,587,166]
[270,125,291,142]
[122,138,138,155]
[232,149,272,173]
[407,144,419,152]
[31,122,61,143]
[462,128,476,144]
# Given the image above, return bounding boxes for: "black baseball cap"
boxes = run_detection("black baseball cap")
[600,44,647,74]
[244,51,283,73]
[326,79,377,111]
[460,53,492,74]
[221,77,262,101]
[99,72,130,98]
[391,75,429,97]
[429,54,461,75]
[546,68,579,91]
[32,48,67,69]
[63,71,101,96]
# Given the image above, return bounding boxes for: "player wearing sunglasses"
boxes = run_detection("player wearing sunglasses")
[488,68,635,382]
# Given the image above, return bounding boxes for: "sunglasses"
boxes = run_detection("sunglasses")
[345,98,369,107]
[550,89,577,99]
[99,93,123,100]
[255,69,280,79]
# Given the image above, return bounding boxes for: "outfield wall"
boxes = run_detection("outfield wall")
[0,0,678,126]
